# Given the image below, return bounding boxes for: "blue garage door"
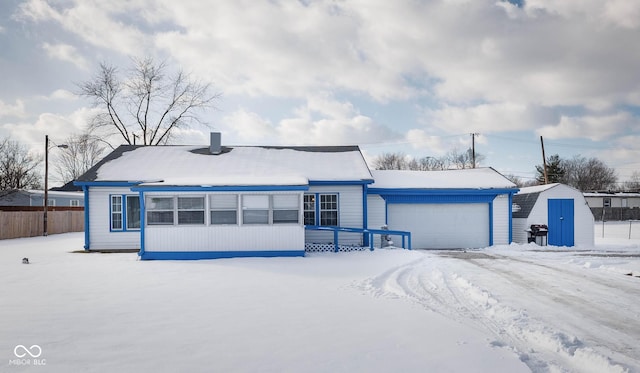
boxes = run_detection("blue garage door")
[548,199,574,246]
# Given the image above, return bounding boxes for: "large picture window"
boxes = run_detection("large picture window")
[319,194,338,226]
[147,197,174,225]
[210,194,238,225]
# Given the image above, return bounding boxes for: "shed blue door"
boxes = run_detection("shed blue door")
[548,199,574,246]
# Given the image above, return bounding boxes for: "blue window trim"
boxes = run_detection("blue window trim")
[139,250,305,260]
[304,192,340,227]
[109,194,141,232]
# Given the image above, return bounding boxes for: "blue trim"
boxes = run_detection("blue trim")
[140,250,306,260]
[508,193,513,243]
[368,188,518,196]
[131,185,308,192]
[83,186,90,250]
[383,194,496,204]
[74,181,141,187]
[362,184,369,246]
[139,190,146,256]
[489,201,494,246]
[309,180,373,186]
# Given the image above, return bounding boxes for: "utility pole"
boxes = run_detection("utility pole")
[540,136,549,184]
[44,135,49,236]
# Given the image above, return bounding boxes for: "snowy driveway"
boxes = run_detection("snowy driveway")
[2,231,639,372]
[360,248,640,372]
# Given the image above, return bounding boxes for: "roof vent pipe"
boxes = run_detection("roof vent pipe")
[210,132,221,154]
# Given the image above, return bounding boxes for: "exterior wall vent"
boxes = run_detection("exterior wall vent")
[210,132,221,154]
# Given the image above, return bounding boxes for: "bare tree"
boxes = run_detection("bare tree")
[373,152,409,170]
[407,156,447,171]
[445,148,485,169]
[562,155,617,191]
[373,152,449,171]
[0,137,42,189]
[623,171,640,192]
[78,57,220,145]
[53,133,109,183]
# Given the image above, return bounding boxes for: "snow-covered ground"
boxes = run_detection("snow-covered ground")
[2,223,639,372]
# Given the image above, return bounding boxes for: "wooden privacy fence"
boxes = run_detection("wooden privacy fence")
[0,207,84,240]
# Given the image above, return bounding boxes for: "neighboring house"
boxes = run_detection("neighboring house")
[583,192,640,221]
[368,169,518,249]
[74,133,519,259]
[0,189,84,207]
[512,183,594,247]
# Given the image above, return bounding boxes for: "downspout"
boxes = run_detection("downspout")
[82,185,90,250]
[362,183,369,247]
[138,190,146,258]
[488,200,494,246]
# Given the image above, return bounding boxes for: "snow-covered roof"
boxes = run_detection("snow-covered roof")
[79,145,373,186]
[516,183,561,195]
[369,168,517,189]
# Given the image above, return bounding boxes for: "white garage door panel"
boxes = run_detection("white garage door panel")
[388,203,489,249]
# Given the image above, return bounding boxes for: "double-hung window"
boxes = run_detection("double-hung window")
[242,195,270,224]
[147,197,174,225]
[210,194,238,224]
[319,194,338,226]
[111,195,123,230]
[178,196,205,225]
[273,195,299,224]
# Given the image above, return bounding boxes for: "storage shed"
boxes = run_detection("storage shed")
[512,183,594,247]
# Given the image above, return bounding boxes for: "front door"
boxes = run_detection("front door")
[548,199,574,246]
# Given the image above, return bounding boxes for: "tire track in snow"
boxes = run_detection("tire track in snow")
[356,255,632,373]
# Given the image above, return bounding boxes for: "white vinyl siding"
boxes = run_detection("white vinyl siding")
[304,185,364,246]
[366,194,386,230]
[492,194,510,245]
[88,187,140,250]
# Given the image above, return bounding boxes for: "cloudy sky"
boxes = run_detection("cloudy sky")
[1,0,639,183]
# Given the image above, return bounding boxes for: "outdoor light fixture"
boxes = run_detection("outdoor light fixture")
[44,135,69,236]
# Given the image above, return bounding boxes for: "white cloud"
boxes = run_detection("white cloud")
[17,0,151,57]
[405,129,446,154]
[219,96,400,147]
[47,89,77,101]
[0,99,27,119]
[425,102,543,134]
[42,42,88,69]
[536,112,635,141]
[2,107,102,154]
